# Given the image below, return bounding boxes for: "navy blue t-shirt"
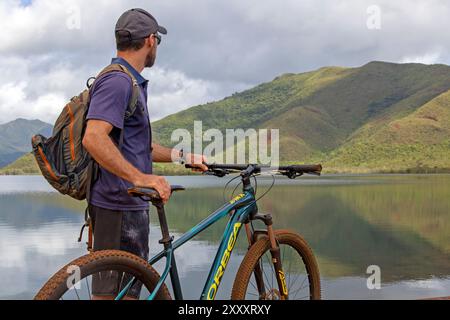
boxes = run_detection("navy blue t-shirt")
[86,57,152,211]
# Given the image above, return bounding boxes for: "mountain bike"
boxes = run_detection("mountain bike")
[35,163,322,300]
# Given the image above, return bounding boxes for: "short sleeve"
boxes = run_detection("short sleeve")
[86,72,132,130]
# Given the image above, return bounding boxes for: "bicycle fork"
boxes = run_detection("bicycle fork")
[245,213,289,300]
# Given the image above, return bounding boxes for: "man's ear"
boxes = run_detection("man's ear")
[146,35,155,48]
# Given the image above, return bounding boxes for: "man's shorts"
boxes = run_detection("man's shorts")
[88,204,150,298]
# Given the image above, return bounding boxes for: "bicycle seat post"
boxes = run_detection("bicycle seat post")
[152,201,173,247]
[152,200,184,300]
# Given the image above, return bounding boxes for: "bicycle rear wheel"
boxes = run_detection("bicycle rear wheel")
[231,229,321,300]
[34,250,171,300]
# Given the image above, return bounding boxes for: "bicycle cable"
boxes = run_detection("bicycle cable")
[223,172,275,203]
[221,171,275,236]
[248,174,275,231]
[252,173,275,203]
[222,174,242,203]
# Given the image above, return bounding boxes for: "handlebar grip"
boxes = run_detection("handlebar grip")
[290,164,322,173]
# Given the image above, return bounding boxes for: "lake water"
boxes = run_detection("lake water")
[0,174,449,300]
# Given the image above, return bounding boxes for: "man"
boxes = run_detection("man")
[82,8,207,300]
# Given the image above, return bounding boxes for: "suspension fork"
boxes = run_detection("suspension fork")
[267,223,288,300]
[242,177,266,299]
[244,223,266,299]
[249,213,289,300]
[242,174,287,299]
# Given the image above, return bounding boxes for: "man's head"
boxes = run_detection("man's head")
[115,8,167,68]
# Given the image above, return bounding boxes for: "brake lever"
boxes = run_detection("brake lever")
[280,170,321,178]
[281,170,304,179]
[203,168,230,177]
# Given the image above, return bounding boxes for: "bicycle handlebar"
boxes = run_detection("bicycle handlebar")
[129,164,322,202]
[185,163,322,179]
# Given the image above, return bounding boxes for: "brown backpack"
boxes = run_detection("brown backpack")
[31,63,140,201]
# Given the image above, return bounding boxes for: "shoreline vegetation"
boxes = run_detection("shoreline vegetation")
[0,153,449,176]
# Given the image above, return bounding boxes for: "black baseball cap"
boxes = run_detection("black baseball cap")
[115,8,167,42]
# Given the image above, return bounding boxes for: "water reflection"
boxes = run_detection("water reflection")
[0,175,449,299]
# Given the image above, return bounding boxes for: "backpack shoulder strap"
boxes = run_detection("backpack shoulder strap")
[84,64,141,206]
[94,63,140,120]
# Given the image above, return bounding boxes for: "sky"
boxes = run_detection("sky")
[0,0,449,124]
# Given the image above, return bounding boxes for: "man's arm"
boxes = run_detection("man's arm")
[151,143,176,163]
[83,120,171,203]
[152,143,208,171]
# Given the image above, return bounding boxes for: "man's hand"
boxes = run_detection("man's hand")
[151,143,208,173]
[133,174,171,204]
[186,153,208,172]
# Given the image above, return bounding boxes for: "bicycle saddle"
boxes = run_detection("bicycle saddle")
[128,185,185,200]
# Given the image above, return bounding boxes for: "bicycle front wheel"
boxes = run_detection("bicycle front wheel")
[34,250,171,300]
[231,229,321,300]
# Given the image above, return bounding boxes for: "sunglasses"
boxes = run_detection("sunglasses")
[152,33,161,45]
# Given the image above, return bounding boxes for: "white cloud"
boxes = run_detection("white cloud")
[400,52,442,65]
[0,0,449,124]
[145,67,216,120]
[144,67,249,120]
[0,81,66,124]
[0,57,85,123]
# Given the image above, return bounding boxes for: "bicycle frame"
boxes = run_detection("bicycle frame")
[115,185,258,300]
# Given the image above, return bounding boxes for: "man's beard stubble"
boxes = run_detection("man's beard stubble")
[145,50,156,68]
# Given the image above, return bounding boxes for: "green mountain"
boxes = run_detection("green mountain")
[152,61,450,172]
[2,61,450,174]
[0,118,52,168]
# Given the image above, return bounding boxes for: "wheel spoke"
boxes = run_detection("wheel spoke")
[249,278,258,292]
[264,254,274,293]
[290,282,308,295]
[74,285,81,300]
[288,264,306,292]
[287,247,293,289]
[290,272,308,293]
[85,277,91,300]
[292,277,309,299]
[260,256,272,290]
